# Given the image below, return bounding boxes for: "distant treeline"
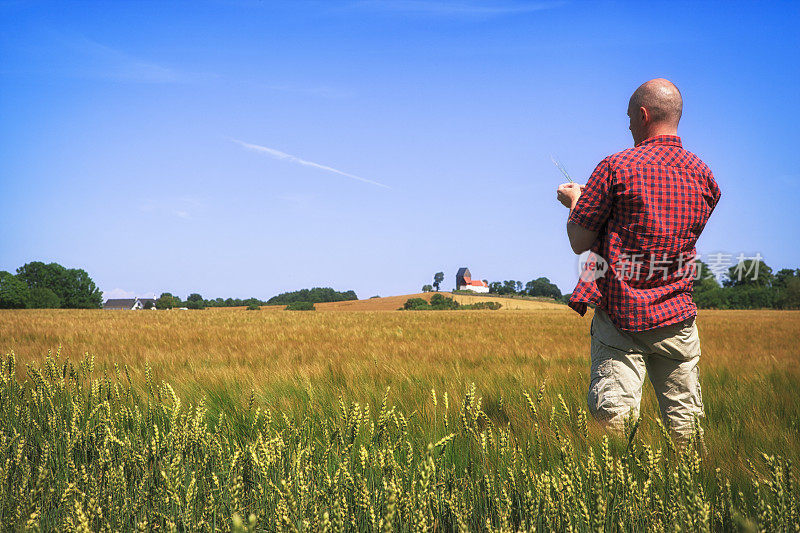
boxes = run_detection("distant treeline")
[692,259,800,309]
[404,294,501,311]
[204,296,267,308]
[0,262,102,309]
[266,287,358,306]
[132,289,359,310]
[152,293,268,310]
[425,275,563,300]
[7,258,797,313]
[558,259,800,310]
[488,278,562,300]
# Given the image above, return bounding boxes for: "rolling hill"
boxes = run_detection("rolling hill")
[258,292,567,311]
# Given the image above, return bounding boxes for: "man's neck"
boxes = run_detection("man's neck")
[644,124,678,140]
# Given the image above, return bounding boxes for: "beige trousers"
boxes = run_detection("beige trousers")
[588,308,704,437]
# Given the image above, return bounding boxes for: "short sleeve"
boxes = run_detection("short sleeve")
[705,170,721,211]
[568,158,613,232]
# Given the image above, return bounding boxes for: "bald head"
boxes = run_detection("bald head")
[627,78,683,145]
[629,78,683,126]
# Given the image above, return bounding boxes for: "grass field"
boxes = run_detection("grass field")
[1,304,799,530]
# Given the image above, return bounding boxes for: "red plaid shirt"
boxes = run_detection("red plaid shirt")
[568,135,721,331]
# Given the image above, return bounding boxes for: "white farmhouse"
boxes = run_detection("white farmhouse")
[455,267,489,293]
[103,298,157,310]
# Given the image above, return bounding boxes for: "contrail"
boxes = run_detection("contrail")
[232,139,391,189]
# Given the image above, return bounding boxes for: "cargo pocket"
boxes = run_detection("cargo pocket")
[694,366,704,413]
[588,340,618,419]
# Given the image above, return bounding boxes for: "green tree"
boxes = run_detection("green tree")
[691,259,723,308]
[433,272,444,292]
[693,274,721,294]
[403,294,461,310]
[777,277,800,309]
[62,268,103,308]
[429,293,459,309]
[243,297,262,308]
[692,260,717,288]
[693,287,729,309]
[15,261,101,308]
[422,284,433,292]
[403,297,431,310]
[155,292,180,309]
[500,280,518,295]
[15,261,65,291]
[525,277,562,299]
[724,258,774,288]
[186,293,206,310]
[726,286,776,309]
[0,271,29,309]
[774,268,799,289]
[267,288,358,305]
[26,287,61,309]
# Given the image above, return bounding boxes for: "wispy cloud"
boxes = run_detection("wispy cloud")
[103,288,136,300]
[351,0,564,16]
[102,288,155,300]
[5,29,345,95]
[37,32,198,83]
[73,37,181,83]
[233,139,391,189]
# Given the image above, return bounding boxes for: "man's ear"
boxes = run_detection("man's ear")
[639,106,649,124]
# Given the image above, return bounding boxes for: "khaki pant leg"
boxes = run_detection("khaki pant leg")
[588,310,647,433]
[639,319,704,437]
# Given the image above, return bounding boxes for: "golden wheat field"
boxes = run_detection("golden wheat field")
[1,303,799,530]
[2,305,798,460]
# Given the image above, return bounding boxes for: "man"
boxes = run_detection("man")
[556,78,721,438]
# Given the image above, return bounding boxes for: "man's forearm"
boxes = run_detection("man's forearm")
[557,183,598,254]
[566,210,598,255]
[568,200,578,218]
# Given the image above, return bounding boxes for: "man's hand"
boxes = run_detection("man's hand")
[556,182,585,209]
[556,182,597,253]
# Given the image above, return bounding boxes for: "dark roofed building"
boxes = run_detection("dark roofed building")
[103,298,137,310]
[456,267,489,293]
[456,267,471,288]
[103,298,156,310]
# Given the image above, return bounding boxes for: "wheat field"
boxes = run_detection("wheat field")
[1,306,799,530]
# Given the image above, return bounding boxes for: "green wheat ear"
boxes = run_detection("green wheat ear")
[2,348,795,530]
[551,155,574,182]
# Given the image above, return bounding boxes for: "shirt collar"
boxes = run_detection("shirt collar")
[636,135,682,148]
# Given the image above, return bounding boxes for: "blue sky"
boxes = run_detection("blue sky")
[1,0,798,300]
